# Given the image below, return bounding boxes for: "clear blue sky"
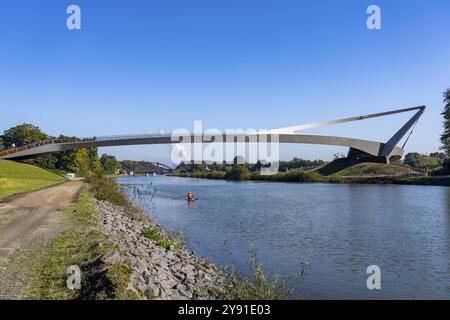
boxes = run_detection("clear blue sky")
[1,0,449,164]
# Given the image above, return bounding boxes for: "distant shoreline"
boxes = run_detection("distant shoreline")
[171,172,450,187]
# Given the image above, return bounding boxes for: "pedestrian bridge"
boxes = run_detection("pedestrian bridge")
[0,106,425,163]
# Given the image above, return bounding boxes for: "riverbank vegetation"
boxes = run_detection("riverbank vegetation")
[0,159,64,199]
[173,157,327,181]
[29,187,133,299]
[213,252,308,300]
[141,227,176,250]
[172,153,450,186]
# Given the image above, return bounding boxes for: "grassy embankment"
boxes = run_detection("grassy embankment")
[325,162,411,177]
[0,159,65,199]
[327,162,450,186]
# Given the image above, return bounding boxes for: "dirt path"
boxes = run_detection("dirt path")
[0,180,82,299]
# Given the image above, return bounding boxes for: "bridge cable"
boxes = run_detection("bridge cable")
[401,121,418,150]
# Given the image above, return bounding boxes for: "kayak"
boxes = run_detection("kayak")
[185,198,195,201]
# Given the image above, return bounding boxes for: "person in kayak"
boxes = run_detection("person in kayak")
[186,191,194,200]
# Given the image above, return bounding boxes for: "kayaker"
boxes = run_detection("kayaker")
[186,191,194,200]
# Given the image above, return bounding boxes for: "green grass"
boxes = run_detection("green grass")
[29,188,134,300]
[331,162,412,177]
[141,227,176,250]
[0,160,65,199]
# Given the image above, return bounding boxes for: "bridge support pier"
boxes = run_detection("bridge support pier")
[347,148,390,164]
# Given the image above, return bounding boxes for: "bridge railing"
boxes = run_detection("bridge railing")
[0,134,163,158]
[93,134,161,141]
[0,137,82,158]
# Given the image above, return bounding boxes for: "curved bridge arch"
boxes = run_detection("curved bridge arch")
[0,106,425,163]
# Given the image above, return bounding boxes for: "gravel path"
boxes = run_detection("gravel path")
[0,181,82,299]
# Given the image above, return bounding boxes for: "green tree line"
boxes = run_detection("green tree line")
[0,124,101,175]
[0,124,161,176]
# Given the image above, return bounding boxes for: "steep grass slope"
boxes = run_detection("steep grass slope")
[0,160,65,198]
[332,162,413,177]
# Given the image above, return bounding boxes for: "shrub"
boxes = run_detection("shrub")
[141,227,175,250]
[85,175,143,219]
[327,176,342,183]
[213,251,309,300]
[207,170,227,179]
[226,164,251,180]
[86,175,128,206]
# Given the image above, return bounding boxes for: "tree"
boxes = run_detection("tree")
[429,152,447,167]
[404,152,421,168]
[87,147,102,173]
[404,152,439,170]
[0,135,4,149]
[2,123,105,176]
[28,154,58,170]
[429,152,447,161]
[210,162,225,171]
[226,164,250,180]
[100,154,119,174]
[54,148,92,175]
[440,88,450,155]
[3,123,48,148]
[193,162,207,171]
[416,156,439,171]
[121,160,138,172]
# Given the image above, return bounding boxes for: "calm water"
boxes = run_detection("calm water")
[116,176,450,299]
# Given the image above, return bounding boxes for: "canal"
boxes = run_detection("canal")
[117,175,450,299]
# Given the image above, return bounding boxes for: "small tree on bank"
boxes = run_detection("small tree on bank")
[438,87,450,174]
[440,87,450,156]
[227,164,251,180]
